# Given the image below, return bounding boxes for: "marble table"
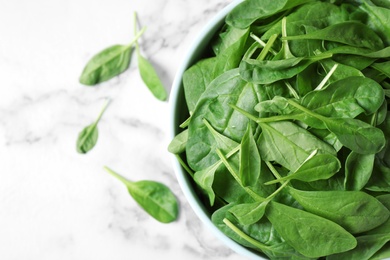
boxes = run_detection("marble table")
[0,0,248,259]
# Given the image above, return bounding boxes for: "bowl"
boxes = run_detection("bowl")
[169,0,390,259]
[169,1,262,259]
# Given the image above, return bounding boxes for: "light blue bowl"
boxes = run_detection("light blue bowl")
[169,1,266,259]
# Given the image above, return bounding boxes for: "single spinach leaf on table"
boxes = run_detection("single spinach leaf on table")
[137,53,167,101]
[79,28,145,85]
[76,99,110,154]
[104,167,178,223]
[133,14,167,101]
[265,201,357,258]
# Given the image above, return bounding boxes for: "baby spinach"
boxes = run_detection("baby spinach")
[134,14,167,101]
[287,187,390,234]
[265,153,340,184]
[170,1,390,258]
[266,201,357,258]
[167,129,188,154]
[76,99,110,154]
[226,0,312,29]
[283,21,385,50]
[344,151,375,191]
[239,123,261,187]
[79,13,167,101]
[104,166,178,223]
[79,28,145,86]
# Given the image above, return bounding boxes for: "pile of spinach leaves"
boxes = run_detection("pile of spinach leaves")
[169,0,390,258]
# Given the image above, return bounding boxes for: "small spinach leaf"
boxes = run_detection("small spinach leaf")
[104,166,178,223]
[79,28,145,85]
[266,201,357,258]
[76,99,109,154]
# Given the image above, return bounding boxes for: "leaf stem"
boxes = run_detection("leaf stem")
[216,149,264,202]
[133,12,141,53]
[250,33,278,55]
[284,80,299,99]
[126,26,146,51]
[282,17,294,59]
[258,34,278,61]
[265,161,283,181]
[315,63,338,91]
[175,154,194,178]
[223,218,272,251]
[104,166,133,186]
[230,104,293,124]
[286,99,327,121]
[95,98,111,125]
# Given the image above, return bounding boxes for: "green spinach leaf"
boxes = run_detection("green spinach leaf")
[104,166,178,223]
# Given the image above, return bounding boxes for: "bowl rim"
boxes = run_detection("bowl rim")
[168,1,266,259]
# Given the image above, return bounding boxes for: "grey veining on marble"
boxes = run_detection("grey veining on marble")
[0,0,248,259]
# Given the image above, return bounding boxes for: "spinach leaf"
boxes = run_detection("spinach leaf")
[186,69,259,171]
[167,129,188,154]
[76,99,109,154]
[359,2,390,46]
[287,99,386,154]
[287,187,390,234]
[265,153,341,184]
[228,200,269,225]
[344,151,375,190]
[226,0,313,29]
[327,234,390,260]
[194,145,240,206]
[137,52,167,101]
[258,121,336,171]
[371,60,390,78]
[240,53,332,85]
[239,123,261,187]
[104,167,178,223]
[212,26,250,78]
[79,28,145,85]
[283,21,384,50]
[212,204,306,259]
[183,57,217,113]
[266,201,357,258]
[302,76,384,116]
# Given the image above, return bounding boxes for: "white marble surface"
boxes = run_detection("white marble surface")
[0,0,248,259]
